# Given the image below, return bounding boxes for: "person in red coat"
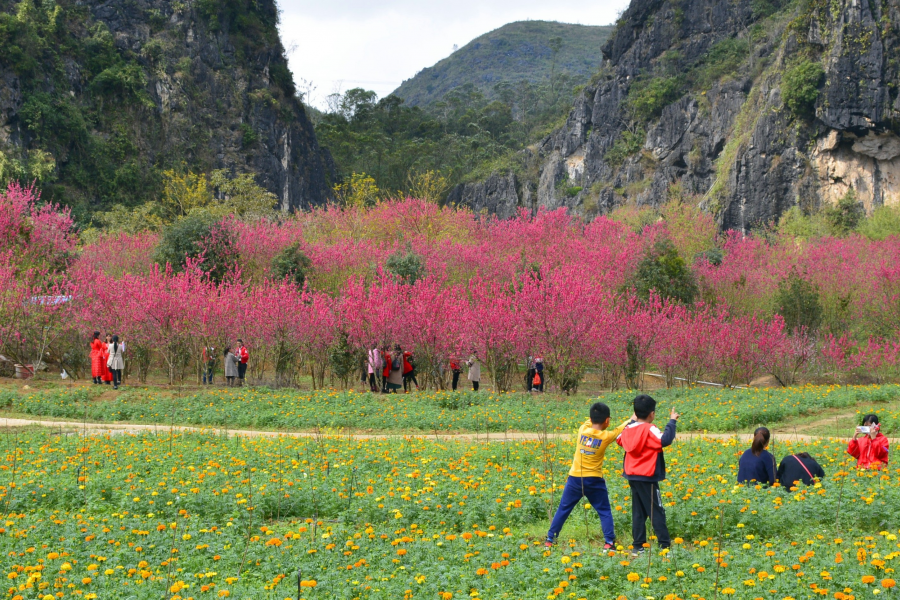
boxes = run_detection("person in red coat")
[402,350,419,393]
[100,334,113,384]
[848,414,890,469]
[89,332,105,384]
[381,346,391,393]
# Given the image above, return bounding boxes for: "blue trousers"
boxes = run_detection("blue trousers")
[547,476,615,544]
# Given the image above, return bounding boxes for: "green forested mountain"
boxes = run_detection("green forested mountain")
[0,0,330,223]
[315,21,613,202]
[393,21,613,107]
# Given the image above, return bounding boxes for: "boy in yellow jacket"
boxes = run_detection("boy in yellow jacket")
[545,402,634,550]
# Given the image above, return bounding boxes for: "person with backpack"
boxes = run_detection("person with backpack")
[847,414,890,469]
[533,358,545,392]
[402,350,419,392]
[616,394,679,555]
[385,345,404,393]
[367,342,383,393]
[777,452,825,488]
[737,427,776,486]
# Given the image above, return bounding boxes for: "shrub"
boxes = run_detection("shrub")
[774,271,823,333]
[565,186,583,197]
[154,213,238,282]
[624,77,683,123]
[782,60,824,118]
[824,188,863,236]
[386,247,425,284]
[271,242,312,287]
[632,238,698,304]
[605,129,646,167]
[859,204,900,240]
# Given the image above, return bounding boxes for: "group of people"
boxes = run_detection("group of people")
[547,395,890,555]
[214,339,249,387]
[738,413,889,486]
[365,345,484,393]
[88,332,125,389]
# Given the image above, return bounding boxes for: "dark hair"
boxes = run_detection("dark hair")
[751,427,770,456]
[112,335,119,354]
[237,338,243,344]
[633,395,656,419]
[224,346,231,357]
[394,344,402,352]
[862,414,880,426]
[92,331,100,340]
[795,452,812,460]
[590,402,611,424]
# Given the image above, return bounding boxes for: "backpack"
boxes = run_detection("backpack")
[391,356,402,371]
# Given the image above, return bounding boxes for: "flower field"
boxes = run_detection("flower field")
[4,384,899,434]
[1,424,899,600]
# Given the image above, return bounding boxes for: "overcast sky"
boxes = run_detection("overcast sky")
[278,0,630,109]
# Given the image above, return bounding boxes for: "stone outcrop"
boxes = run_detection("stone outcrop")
[0,0,331,211]
[452,0,900,230]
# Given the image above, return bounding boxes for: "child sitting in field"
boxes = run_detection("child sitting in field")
[545,402,634,550]
[616,394,679,554]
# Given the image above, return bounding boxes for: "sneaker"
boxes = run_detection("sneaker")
[631,548,645,558]
[603,542,616,551]
[544,540,554,548]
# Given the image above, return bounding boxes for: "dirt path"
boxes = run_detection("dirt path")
[3,416,893,444]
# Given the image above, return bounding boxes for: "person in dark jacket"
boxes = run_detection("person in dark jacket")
[533,358,545,392]
[616,394,679,553]
[738,427,776,486]
[777,452,825,488]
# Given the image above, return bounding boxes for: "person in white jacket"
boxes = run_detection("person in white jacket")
[466,350,481,392]
[106,335,125,389]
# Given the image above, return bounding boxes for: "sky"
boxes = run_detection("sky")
[277,0,631,110]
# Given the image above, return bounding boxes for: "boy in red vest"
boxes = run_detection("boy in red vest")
[616,394,679,555]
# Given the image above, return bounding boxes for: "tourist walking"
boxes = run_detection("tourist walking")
[533,358,545,392]
[385,345,404,393]
[525,356,536,393]
[466,350,481,392]
[201,346,216,385]
[89,332,105,384]
[450,357,462,391]
[737,427,776,486]
[403,350,419,392]
[106,335,125,390]
[236,339,249,386]
[224,347,239,386]
[367,343,382,392]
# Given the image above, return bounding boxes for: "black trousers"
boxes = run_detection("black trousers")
[472,380,479,391]
[628,480,670,549]
[451,371,460,390]
[111,369,122,387]
[238,363,247,380]
[526,368,535,391]
[368,373,378,391]
[403,373,418,391]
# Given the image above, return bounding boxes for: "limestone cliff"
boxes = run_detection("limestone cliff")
[0,0,331,218]
[451,0,900,230]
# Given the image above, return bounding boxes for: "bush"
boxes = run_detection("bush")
[824,188,864,236]
[271,242,312,287]
[154,213,238,282]
[605,129,646,167]
[625,77,683,122]
[386,247,425,284]
[774,271,823,333]
[632,238,698,304]
[782,60,824,118]
[859,204,900,240]
[565,186,583,197]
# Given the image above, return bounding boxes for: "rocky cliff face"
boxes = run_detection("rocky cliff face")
[451,0,900,230]
[0,0,331,217]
